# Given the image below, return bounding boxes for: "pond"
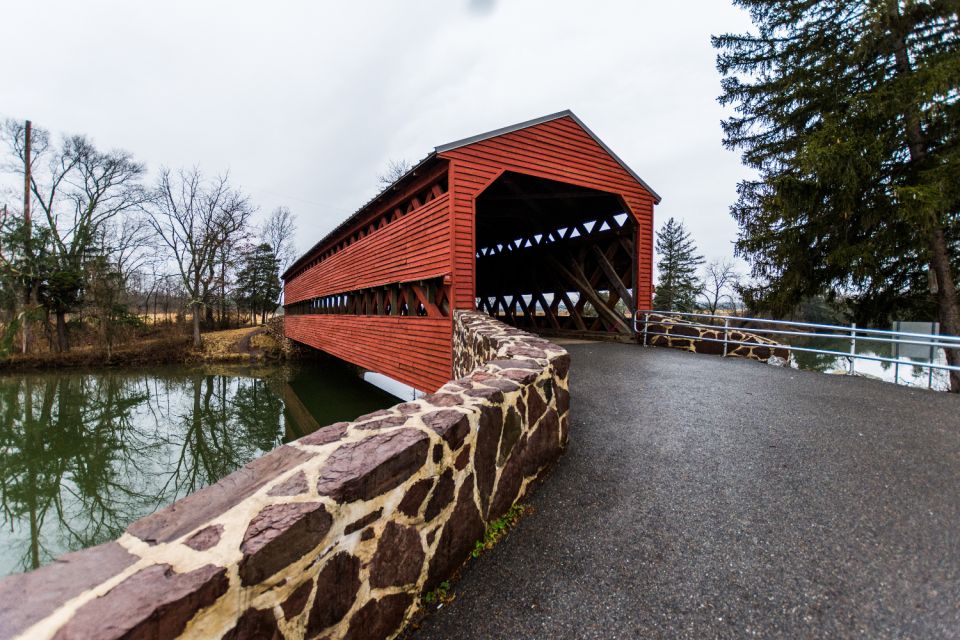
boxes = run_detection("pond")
[785,332,951,391]
[0,359,398,578]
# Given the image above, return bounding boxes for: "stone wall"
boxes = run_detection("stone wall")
[0,311,569,640]
[640,313,789,361]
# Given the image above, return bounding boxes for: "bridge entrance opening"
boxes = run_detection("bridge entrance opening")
[475,171,638,339]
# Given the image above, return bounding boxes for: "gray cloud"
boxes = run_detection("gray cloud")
[1,0,754,267]
[468,0,497,15]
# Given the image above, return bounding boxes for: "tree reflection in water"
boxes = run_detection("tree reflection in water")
[0,361,395,577]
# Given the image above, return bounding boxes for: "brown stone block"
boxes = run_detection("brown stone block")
[485,358,541,371]
[551,352,571,379]
[474,404,504,508]
[396,402,422,415]
[127,445,315,544]
[184,524,224,551]
[536,377,555,404]
[298,422,349,446]
[426,476,484,589]
[422,409,470,450]
[266,470,310,497]
[238,502,333,586]
[525,388,548,433]
[306,552,361,636]
[343,593,414,640]
[316,429,429,503]
[455,444,471,470]
[52,563,228,640]
[397,478,433,517]
[369,522,425,588]
[478,377,523,394]
[499,368,540,385]
[222,606,282,640]
[424,469,456,522]
[488,448,524,521]
[462,383,505,403]
[353,409,394,422]
[466,371,495,382]
[521,409,561,478]
[556,385,570,417]
[498,406,523,466]
[344,508,383,535]
[281,579,314,619]
[421,392,465,407]
[504,345,547,360]
[660,323,691,336]
[355,414,408,430]
[0,542,137,640]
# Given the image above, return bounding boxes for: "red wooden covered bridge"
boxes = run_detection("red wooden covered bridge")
[282,111,660,392]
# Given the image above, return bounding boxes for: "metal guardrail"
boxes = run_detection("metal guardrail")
[634,310,960,389]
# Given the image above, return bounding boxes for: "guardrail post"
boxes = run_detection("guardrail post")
[722,318,730,356]
[928,322,937,389]
[642,313,649,346]
[848,322,857,375]
[894,320,900,385]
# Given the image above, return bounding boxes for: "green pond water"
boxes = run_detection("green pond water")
[0,360,397,577]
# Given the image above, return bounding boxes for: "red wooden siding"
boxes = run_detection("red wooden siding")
[285,194,451,304]
[284,112,657,393]
[440,115,656,310]
[285,315,452,392]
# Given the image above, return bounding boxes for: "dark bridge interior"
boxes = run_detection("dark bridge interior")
[475,172,637,337]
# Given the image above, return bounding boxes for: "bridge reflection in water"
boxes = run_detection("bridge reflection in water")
[0,360,396,578]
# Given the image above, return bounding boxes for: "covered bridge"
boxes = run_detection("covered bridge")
[282,110,660,392]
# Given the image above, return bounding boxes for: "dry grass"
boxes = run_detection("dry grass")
[249,332,279,350]
[1,322,285,371]
[1,334,193,371]
[196,326,281,362]
[201,327,255,357]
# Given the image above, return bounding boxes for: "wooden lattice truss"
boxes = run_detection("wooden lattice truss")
[476,211,637,336]
[286,276,451,318]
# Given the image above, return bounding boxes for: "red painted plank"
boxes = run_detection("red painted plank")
[286,315,452,392]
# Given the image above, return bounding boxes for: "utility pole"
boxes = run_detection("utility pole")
[21,120,32,354]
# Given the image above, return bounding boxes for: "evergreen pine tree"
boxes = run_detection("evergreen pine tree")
[654,217,704,311]
[235,243,282,324]
[713,1,960,390]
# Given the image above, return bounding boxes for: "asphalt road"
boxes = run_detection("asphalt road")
[413,343,960,639]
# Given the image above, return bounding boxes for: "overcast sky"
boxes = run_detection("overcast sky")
[2,0,754,265]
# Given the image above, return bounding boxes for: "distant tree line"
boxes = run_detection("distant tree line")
[0,118,296,356]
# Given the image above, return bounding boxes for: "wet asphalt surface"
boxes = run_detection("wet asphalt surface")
[413,343,960,639]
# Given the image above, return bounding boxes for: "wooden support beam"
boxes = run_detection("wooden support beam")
[591,244,635,310]
[546,254,632,334]
[556,290,587,331]
[533,289,560,330]
[410,283,442,317]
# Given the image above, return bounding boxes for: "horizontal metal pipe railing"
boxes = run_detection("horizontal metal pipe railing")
[634,310,960,376]
[637,317,960,351]
[635,310,960,346]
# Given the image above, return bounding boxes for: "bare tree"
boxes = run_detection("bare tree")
[146,168,255,348]
[259,206,297,311]
[260,206,297,272]
[377,158,412,191]
[698,259,741,316]
[1,119,146,352]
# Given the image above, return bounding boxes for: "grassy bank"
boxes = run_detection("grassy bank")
[0,324,290,372]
